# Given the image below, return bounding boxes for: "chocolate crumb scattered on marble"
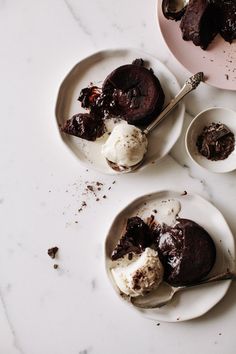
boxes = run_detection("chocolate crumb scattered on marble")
[86,185,94,192]
[78,201,87,212]
[62,179,118,224]
[48,247,59,259]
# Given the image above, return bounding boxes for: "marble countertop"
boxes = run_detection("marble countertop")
[1,0,236,353]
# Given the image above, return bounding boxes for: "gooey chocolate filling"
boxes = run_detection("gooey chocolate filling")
[111,216,216,286]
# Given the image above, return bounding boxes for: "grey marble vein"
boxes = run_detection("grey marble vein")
[185,109,195,119]
[0,0,6,9]
[91,278,96,290]
[0,290,24,354]
[169,153,212,199]
[79,346,93,354]
[63,0,92,37]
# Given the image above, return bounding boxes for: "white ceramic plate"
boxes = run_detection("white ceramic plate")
[186,107,236,173]
[105,190,235,322]
[55,49,185,174]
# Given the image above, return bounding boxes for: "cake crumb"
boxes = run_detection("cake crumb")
[181,191,187,196]
[78,201,87,212]
[86,185,94,192]
[48,247,59,259]
[53,264,59,269]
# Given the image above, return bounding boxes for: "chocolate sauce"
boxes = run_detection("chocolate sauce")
[61,113,104,141]
[111,217,154,261]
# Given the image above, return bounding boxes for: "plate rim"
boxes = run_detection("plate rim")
[104,189,235,322]
[55,47,185,174]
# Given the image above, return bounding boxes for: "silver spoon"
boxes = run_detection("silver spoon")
[131,270,236,309]
[106,72,204,173]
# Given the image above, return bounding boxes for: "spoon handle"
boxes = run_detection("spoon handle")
[143,72,204,135]
[182,270,236,289]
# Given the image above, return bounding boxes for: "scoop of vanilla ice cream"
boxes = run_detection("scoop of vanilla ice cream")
[102,121,148,167]
[111,248,164,297]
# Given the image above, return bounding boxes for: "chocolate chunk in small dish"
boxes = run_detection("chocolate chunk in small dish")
[196,122,235,161]
[186,107,236,173]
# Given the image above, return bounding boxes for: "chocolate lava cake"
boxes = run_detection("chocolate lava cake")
[111,216,216,286]
[180,0,218,50]
[156,218,216,286]
[111,217,153,260]
[212,0,236,43]
[102,60,165,125]
[62,59,165,141]
[163,0,236,49]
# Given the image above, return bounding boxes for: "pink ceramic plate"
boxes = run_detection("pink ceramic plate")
[157,1,236,90]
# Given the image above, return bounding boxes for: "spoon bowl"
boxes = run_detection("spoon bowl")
[106,158,143,173]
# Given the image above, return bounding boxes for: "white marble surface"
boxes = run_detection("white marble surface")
[1,0,236,353]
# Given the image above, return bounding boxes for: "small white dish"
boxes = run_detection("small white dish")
[105,190,235,322]
[185,107,236,173]
[55,48,185,174]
